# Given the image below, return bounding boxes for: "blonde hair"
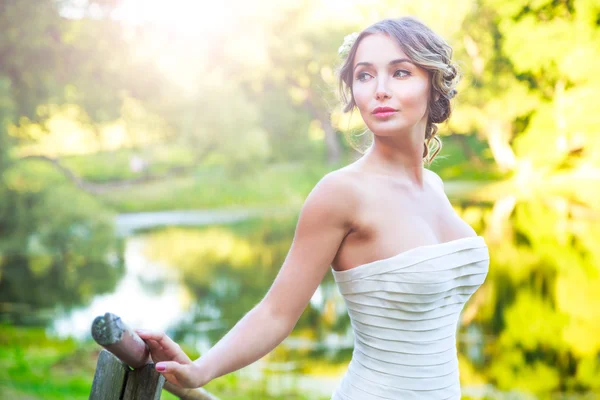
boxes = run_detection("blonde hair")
[337,17,461,164]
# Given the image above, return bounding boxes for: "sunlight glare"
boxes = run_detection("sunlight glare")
[113,0,232,36]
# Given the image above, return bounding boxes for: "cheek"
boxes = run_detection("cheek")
[395,80,430,112]
[352,83,372,113]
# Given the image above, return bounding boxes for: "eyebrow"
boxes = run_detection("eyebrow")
[354,58,414,70]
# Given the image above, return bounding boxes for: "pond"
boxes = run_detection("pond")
[8,191,600,399]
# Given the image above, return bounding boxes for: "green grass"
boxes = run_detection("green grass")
[91,135,504,213]
[98,162,332,212]
[0,325,97,400]
[0,325,330,400]
[60,145,198,183]
[18,134,505,214]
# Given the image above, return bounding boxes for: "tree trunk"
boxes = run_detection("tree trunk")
[486,119,517,172]
[320,116,341,165]
[303,88,342,165]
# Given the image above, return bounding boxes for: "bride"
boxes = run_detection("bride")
[137,16,489,399]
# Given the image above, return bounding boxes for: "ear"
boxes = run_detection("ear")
[433,91,440,102]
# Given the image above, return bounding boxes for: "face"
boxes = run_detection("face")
[352,33,432,139]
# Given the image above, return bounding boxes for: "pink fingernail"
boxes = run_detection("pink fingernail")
[156,363,166,372]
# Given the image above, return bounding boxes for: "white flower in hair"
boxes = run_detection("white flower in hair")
[338,32,359,58]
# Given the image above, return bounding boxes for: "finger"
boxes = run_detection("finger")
[155,362,198,388]
[136,330,190,363]
[145,339,164,354]
[136,329,165,341]
[136,330,178,349]
[155,361,191,378]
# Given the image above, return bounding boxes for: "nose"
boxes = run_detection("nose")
[374,77,391,101]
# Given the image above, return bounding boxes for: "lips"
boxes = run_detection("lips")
[372,106,397,118]
[372,106,397,114]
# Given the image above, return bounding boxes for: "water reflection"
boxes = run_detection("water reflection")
[52,237,191,338]
[0,209,124,327]
[456,194,600,396]
[140,221,348,344]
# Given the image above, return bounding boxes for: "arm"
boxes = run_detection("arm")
[137,172,356,388]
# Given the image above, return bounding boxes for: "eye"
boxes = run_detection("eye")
[356,72,373,82]
[393,69,410,78]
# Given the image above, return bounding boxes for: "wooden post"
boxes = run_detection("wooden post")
[91,312,150,368]
[89,349,166,400]
[122,363,165,400]
[89,350,128,400]
[90,312,219,400]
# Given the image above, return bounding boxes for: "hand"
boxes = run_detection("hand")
[135,329,206,388]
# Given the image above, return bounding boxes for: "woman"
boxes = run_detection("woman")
[137,17,489,399]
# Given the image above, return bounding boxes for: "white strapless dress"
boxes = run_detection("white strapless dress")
[330,236,489,400]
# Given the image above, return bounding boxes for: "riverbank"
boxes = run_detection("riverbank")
[96,164,494,213]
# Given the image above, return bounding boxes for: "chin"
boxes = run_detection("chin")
[367,121,410,137]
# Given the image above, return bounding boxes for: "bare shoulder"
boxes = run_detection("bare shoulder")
[261,168,363,323]
[301,168,362,228]
[424,168,444,191]
[312,168,362,198]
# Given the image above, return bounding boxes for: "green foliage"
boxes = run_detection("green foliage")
[1,0,599,186]
[0,160,124,324]
[430,134,504,180]
[454,196,600,395]
[156,77,272,174]
[60,146,197,183]
[481,0,600,170]
[0,1,161,125]
[0,77,15,171]
[99,162,331,212]
[0,325,95,400]
[0,324,331,400]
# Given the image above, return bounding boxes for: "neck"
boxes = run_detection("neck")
[363,127,426,186]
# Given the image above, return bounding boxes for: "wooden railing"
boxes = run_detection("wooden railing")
[89,312,219,400]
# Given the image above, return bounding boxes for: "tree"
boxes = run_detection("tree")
[452,0,600,172]
[249,6,350,165]
[0,0,133,320]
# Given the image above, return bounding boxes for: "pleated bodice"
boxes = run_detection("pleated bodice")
[330,236,489,400]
